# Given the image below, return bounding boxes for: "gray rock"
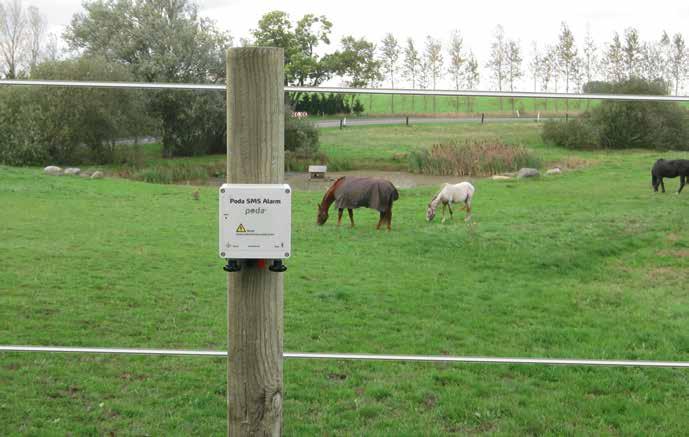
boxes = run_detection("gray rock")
[517,168,540,178]
[43,166,62,176]
[90,171,104,179]
[546,167,562,175]
[64,167,81,176]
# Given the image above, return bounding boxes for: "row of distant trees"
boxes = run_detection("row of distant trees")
[246,13,689,99]
[4,1,689,96]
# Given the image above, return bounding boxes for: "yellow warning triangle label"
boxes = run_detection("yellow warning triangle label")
[236,224,247,233]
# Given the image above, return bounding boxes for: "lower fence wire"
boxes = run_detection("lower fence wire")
[2,345,689,368]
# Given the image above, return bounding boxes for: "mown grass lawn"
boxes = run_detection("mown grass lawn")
[2,140,689,434]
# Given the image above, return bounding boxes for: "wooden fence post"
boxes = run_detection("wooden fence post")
[226,47,285,436]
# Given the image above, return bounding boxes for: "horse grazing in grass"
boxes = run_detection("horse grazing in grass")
[652,159,689,194]
[317,176,399,230]
[426,182,475,223]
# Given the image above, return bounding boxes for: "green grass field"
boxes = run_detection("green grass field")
[309,94,598,118]
[320,122,573,171]
[3,127,689,434]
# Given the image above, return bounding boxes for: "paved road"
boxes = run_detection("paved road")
[315,116,553,128]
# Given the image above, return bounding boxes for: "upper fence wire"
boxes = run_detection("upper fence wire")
[3,79,689,102]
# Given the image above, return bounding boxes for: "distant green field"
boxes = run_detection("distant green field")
[306,94,600,118]
[3,126,689,433]
[320,122,561,171]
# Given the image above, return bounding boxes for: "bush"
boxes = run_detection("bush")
[544,78,689,150]
[284,113,324,171]
[0,56,151,166]
[408,139,542,176]
[542,117,598,149]
[150,90,226,157]
[291,93,361,116]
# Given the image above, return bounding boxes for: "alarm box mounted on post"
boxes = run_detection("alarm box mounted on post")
[219,184,291,272]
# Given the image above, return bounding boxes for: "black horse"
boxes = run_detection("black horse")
[652,159,689,193]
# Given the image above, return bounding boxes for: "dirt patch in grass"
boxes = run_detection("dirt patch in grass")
[646,267,685,281]
[548,156,596,170]
[666,233,682,243]
[656,249,689,258]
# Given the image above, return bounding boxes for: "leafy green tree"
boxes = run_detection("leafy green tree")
[669,33,687,95]
[447,30,465,111]
[505,39,522,112]
[252,10,334,87]
[604,33,625,82]
[463,51,479,111]
[402,37,420,110]
[622,27,641,79]
[65,0,231,157]
[332,36,382,88]
[0,56,147,165]
[380,33,400,112]
[424,36,443,112]
[557,22,577,93]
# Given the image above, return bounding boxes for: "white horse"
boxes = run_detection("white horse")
[426,182,475,223]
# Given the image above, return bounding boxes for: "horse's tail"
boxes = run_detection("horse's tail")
[389,183,399,202]
[465,184,475,207]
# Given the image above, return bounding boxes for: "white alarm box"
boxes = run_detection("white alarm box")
[219,184,291,259]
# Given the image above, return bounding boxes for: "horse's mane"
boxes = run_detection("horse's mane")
[320,176,346,209]
[325,176,345,196]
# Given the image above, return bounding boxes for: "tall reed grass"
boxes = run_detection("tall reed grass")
[408,139,541,176]
[121,161,225,184]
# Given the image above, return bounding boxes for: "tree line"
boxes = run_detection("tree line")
[5,2,689,95]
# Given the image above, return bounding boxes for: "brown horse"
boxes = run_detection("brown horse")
[317,176,399,230]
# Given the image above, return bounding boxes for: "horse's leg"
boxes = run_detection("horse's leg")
[679,175,686,194]
[661,178,666,193]
[386,208,392,231]
[652,174,659,192]
[465,203,472,222]
[447,203,453,219]
[348,208,354,227]
[441,203,447,224]
[337,208,343,226]
[377,211,385,230]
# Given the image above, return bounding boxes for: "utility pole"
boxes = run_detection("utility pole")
[226,47,285,436]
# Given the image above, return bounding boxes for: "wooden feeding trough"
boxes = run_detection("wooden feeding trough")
[308,165,327,179]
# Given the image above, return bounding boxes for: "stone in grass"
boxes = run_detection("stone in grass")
[546,167,562,175]
[43,166,62,175]
[492,175,511,180]
[517,168,540,178]
[90,171,104,179]
[80,172,92,178]
[64,167,81,176]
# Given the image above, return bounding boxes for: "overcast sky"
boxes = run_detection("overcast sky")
[28,0,689,89]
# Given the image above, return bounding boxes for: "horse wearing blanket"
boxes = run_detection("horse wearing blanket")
[317,176,399,230]
[426,182,475,223]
